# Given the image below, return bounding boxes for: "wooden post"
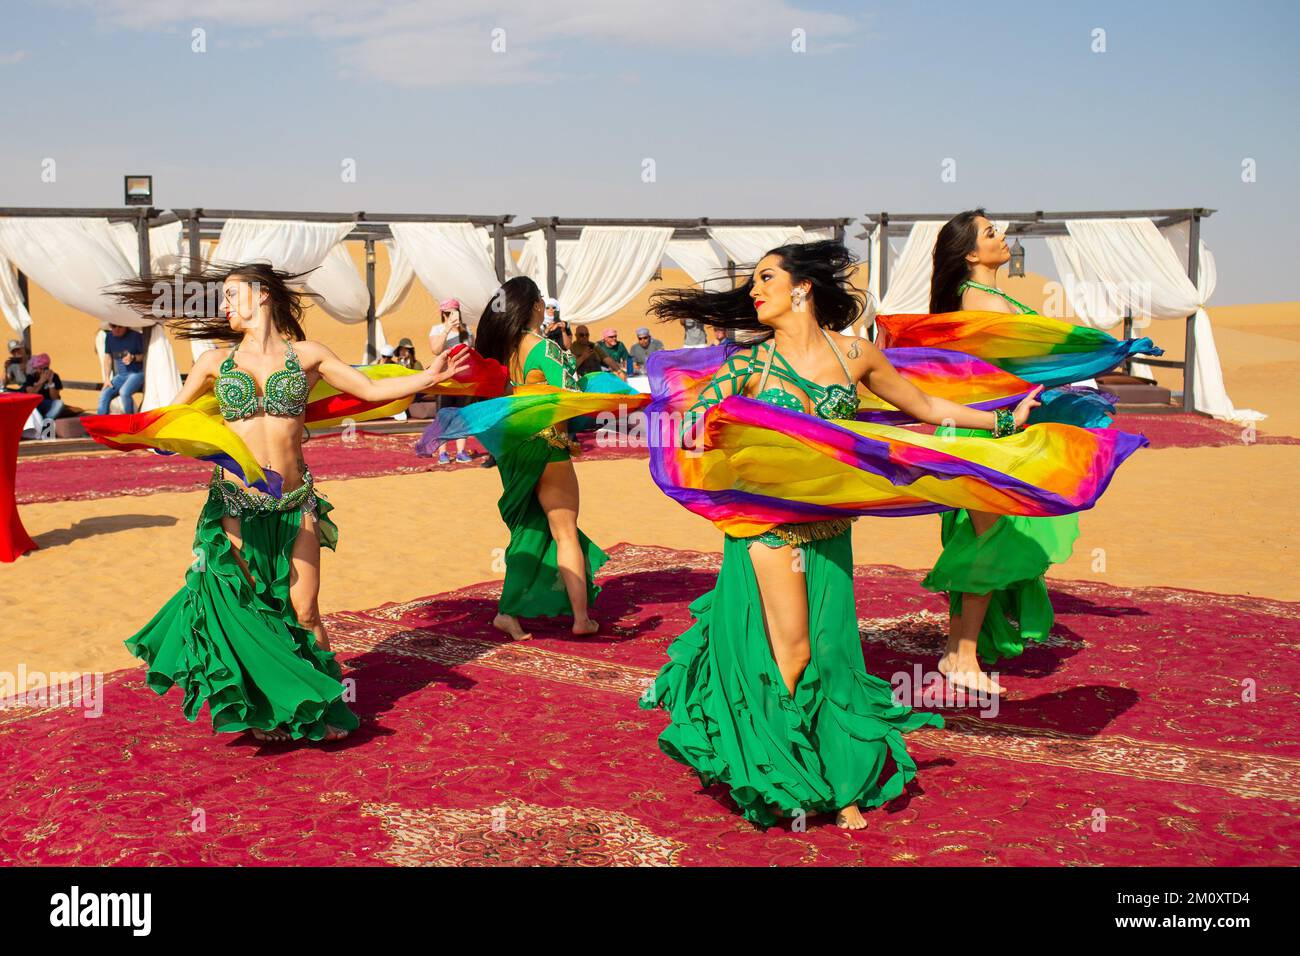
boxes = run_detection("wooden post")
[493,222,506,282]
[135,209,151,278]
[545,221,558,299]
[1123,312,1134,375]
[873,215,889,343]
[1183,211,1201,413]
[17,271,31,352]
[187,212,201,270]
[876,214,890,304]
[364,239,377,364]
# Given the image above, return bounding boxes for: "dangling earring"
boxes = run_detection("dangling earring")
[792,287,806,309]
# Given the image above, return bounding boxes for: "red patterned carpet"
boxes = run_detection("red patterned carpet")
[2,543,1296,866]
[14,430,645,504]
[1110,412,1300,450]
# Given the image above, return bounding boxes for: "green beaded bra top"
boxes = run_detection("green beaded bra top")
[957,279,1035,315]
[754,328,860,420]
[215,340,310,421]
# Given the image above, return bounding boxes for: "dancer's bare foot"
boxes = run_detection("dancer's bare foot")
[836,804,867,830]
[320,724,350,742]
[571,617,599,637]
[493,613,532,641]
[938,654,1005,696]
[251,726,292,742]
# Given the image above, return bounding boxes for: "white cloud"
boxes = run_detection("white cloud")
[55,0,863,86]
[0,50,29,65]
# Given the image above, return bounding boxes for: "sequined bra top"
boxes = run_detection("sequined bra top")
[688,328,861,422]
[215,340,310,421]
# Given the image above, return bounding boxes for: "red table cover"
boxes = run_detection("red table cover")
[0,393,41,561]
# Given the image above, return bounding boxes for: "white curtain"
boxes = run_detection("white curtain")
[304,244,370,323]
[553,226,672,322]
[871,221,944,314]
[665,238,731,291]
[365,239,414,362]
[706,226,811,268]
[0,218,140,325]
[389,221,506,325]
[1059,218,1260,423]
[0,217,185,409]
[0,256,31,333]
[109,220,186,276]
[211,218,362,317]
[518,230,579,297]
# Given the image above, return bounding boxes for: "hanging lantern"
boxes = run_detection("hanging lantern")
[1007,237,1026,278]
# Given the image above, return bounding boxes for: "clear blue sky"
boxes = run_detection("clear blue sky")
[1,0,1296,303]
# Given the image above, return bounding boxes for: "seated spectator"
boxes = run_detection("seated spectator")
[629,326,665,373]
[541,297,571,350]
[5,340,30,390]
[571,325,624,377]
[97,324,146,414]
[596,328,631,375]
[711,324,730,346]
[24,353,65,423]
[379,344,397,363]
[393,338,423,370]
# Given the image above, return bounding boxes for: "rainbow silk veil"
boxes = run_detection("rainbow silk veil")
[646,324,1149,539]
[423,370,651,459]
[83,355,509,497]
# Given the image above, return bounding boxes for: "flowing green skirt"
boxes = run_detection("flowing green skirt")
[922,426,1079,664]
[640,527,943,828]
[496,432,607,618]
[124,471,358,740]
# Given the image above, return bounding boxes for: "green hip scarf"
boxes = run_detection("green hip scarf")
[640,525,942,828]
[495,429,607,618]
[124,467,357,740]
[922,426,1079,664]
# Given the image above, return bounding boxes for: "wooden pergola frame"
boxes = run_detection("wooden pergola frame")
[0,207,850,375]
[862,207,1216,413]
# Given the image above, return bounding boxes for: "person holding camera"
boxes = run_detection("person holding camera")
[429,298,473,463]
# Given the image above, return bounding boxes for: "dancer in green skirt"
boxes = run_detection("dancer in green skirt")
[922,210,1110,694]
[472,277,604,641]
[103,263,469,742]
[641,241,1043,829]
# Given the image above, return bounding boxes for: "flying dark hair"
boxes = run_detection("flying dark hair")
[473,276,543,373]
[929,208,986,314]
[106,259,314,343]
[647,239,865,339]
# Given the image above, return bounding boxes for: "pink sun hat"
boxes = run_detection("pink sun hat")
[439,298,461,312]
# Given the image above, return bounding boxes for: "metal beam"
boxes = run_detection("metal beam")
[863,208,1215,226]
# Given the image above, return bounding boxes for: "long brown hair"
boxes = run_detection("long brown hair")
[647,240,864,340]
[106,259,315,343]
[929,209,985,313]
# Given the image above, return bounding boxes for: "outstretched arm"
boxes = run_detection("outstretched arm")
[303,341,470,401]
[858,338,1042,429]
[171,348,222,406]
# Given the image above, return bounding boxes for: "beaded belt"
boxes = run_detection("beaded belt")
[754,517,856,548]
[537,425,580,454]
[210,466,319,518]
